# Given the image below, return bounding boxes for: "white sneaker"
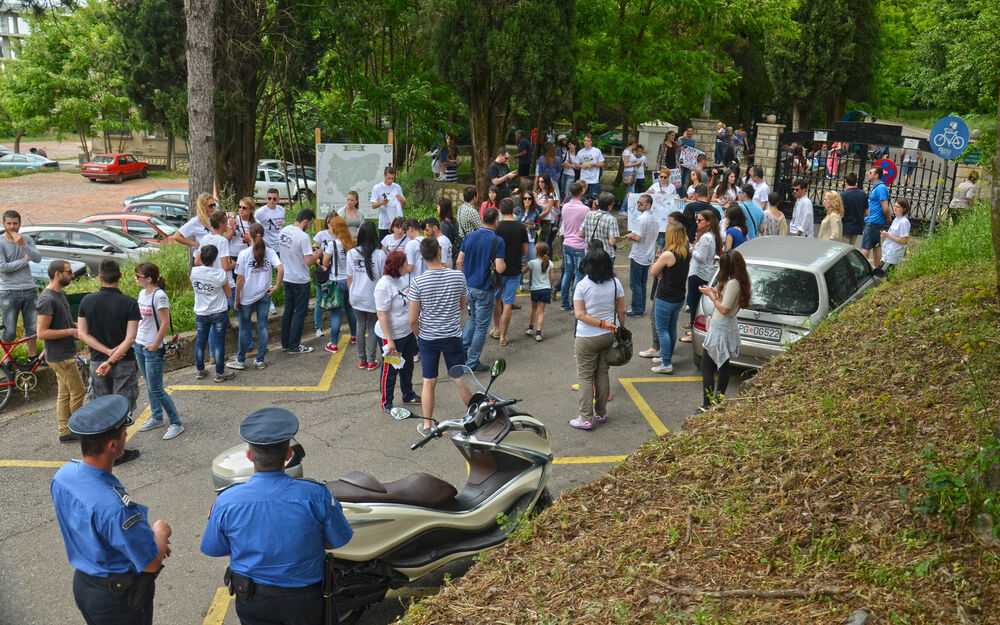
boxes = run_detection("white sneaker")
[651,364,674,374]
[138,418,164,432]
[225,359,245,370]
[652,357,662,364]
[163,424,185,440]
[315,329,324,338]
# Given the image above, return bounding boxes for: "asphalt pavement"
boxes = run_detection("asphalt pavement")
[0,259,745,625]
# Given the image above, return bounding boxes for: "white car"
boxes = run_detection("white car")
[253,167,315,203]
[123,188,190,208]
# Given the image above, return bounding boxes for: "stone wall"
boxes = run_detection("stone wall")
[754,123,785,183]
[690,118,720,162]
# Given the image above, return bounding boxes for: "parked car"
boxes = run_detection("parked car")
[692,237,877,369]
[80,153,148,183]
[0,152,60,171]
[122,201,191,228]
[258,159,316,182]
[29,258,88,289]
[21,224,158,275]
[253,167,315,203]
[79,213,178,244]
[123,188,189,208]
[0,144,11,155]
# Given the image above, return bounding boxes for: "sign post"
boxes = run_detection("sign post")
[927,116,969,234]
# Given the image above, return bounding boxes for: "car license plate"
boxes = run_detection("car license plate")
[739,322,781,342]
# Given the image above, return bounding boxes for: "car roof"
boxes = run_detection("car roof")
[93,153,131,157]
[83,213,156,220]
[24,223,121,231]
[128,199,188,206]
[735,237,855,271]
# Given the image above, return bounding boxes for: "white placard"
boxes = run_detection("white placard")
[813,131,828,142]
[626,194,682,233]
[902,138,920,150]
[316,143,394,219]
[678,146,705,170]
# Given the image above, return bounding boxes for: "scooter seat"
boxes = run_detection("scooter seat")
[330,471,458,507]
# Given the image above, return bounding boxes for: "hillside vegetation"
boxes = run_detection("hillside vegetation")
[400,204,1000,624]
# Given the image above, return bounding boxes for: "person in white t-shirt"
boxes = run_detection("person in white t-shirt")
[624,194,659,317]
[423,217,452,269]
[228,197,256,259]
[347,222,388,370]
[374,250,420,413]
[254,188,286,251]
[190,244,234,383]
[371,166,407,238]
[278,209,321,354]
[878,199,911,275]
[171,192,215,249]
[227,224,283,371]
[197,211,237,360]
[401,218,427,283]
[133,262,183,439]
[317,215,358,352]
[750,165,770,208]
[574,133,605,204]
[380,217,408,254]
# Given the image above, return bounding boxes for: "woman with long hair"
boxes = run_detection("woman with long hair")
[657,131,679,187]
[534,173,560,247]
[337,190,364,237]
[229,223,283,370]
[134,262,184,439]
[570,249,626,430]
[621,136,639,213]
[648,223,690,374]
[346,222,387,370]
[317,215,358,350]
[561,139,579,199]
[535,142,561,183]
[437,197,458,265]
[818,191,846,242]
[722,202,748,252]
[228,196,256,260]
[680,209,721,344]
[480,185,499,219]
[639,211,687,358]
[374,250,420,413]
[695,250,751,415]
[172,192,217,248]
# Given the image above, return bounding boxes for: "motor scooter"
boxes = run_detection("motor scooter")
[209,358,553,623]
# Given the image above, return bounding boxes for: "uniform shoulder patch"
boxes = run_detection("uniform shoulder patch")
[302,478,328,487]
[122,512,144,530]
[113,485,136,507]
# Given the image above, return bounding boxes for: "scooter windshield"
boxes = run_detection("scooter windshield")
[447,364,507,404]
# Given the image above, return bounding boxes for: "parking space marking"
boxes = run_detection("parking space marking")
[0,459,65,468]
[202,586,232,625]
[619,376,702,436]
[554,455,627,464]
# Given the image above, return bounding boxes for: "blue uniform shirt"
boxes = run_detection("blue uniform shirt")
[51,461,158,576]
[200,471,353,587]
[866,183,889,224]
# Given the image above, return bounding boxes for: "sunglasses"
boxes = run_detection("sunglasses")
[267,196,278,201]
[207,203,217,208]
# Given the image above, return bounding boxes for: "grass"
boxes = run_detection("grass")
[399,202,1000,624]
[0,167,60,180]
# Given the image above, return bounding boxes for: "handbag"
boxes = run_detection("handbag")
[151,289,181,360]
[318,282,343,310]
[623,171,636,186]
[315,239,333,285]
[488,234,501,289]
[605,281,633,366]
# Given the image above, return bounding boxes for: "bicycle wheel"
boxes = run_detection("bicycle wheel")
[0,366,13,411]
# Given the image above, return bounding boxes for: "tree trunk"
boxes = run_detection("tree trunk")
[185,0,216,215]
[75,118,91,163]
[791,102,801,133]
[992,82,1000,296]
[12,128,22,154]
[469,84,512,203]
[166,131,175,172]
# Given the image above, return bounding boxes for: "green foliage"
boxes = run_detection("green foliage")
[917,438,1000,534]
[899,202,993,279]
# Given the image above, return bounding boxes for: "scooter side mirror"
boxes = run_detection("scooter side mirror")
[388,407,413,421]
[490,358,506,379]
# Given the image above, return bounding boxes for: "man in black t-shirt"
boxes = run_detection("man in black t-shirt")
[491,198,528,344]
[77,259,142,464]
[683,184,715,242]
[488,148,518,201]
[36,260,86,442]
[840,171,868,246]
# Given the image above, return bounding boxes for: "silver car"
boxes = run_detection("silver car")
[21,224,159,276]
[123,188,190,208]
[692,237,876,369]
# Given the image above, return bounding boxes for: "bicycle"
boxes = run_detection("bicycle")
[0,326,90,411]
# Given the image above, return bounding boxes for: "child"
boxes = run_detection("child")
[523,242,556,341]
[878,198,911,276]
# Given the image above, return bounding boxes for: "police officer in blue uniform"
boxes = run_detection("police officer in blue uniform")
[201,407,353,625]
[50,394,173,625]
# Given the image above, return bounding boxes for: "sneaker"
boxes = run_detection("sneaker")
[626,311,643,318]
[280,346,289,352]
[569,415,594,430]
[195,370,207,380]
[358,361,368,369]
[114,448,140,466]
[215,371,236,383]
[593,413,607,423]
[535,332,543,342]
[288,345,313,354]
[325,343,338,353]
[315,329,324,338]
[560,305,572,311]
[652,357,662,364]
[255,361,266,370]
[417,424,434,437]
[163,424,185,440]
[350,336,357,344]
[402,394,421,405]
[688,406,708,420]
[469,362,490,372]
[367,362,379,370]
[138,418,165,432]
[525,327,534,336]
[225,359,246,370]
[639,349,660,358]
[651,364,674,374]
[58,433,80,443]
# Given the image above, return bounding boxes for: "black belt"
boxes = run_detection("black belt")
[225,568,320,599]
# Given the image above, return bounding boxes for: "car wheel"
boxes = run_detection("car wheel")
[140,168,148,178]
[87,177,97,182]
[115,173,124,184]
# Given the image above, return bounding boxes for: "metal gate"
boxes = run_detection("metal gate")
[774,122,957,233]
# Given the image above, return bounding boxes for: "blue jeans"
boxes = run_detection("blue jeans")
[0,288,37,343]
[133,344,180,425]
[463,286,496,366]
[237,296,270,364]
[560,246,586,308]
[629,260,649,314]
[560,173,575,200]
[281,281,311,350]
[195,311,228,375]
[654,298,684,367]
[324,279,357,344]
[208,294,234,358]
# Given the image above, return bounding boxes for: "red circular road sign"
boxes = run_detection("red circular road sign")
[874,158,897,185]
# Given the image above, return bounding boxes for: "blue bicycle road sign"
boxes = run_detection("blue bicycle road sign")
[929,116,969,160]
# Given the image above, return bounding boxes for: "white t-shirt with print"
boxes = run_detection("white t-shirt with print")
[382,233,407,253]
[371,181,404,229]
[573,276,624,338]
[136,289,170,348]
[190,265,228,315]
[404,236,427,283]
[575,147,605,184]
[373,275,411,340]
[436,235,452,269]
[278,225,313,284]
[179,216,210,244]
[346,247,387,312]
[235,246,281,305]
[254,205,285,250]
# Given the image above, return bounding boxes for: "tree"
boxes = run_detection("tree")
[185,0,215,212]
[427,0,575,198]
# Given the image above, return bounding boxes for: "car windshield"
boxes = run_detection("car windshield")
[148,216,178,235]
[91,155,115,164]
[92,227,146,249]
[744,265,819,316]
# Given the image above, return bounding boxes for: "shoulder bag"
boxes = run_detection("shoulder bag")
[314,239,332,285]
[605,280,633,366]
[489,234,501,289]
[318,241,343,310]
[151,289,180,360]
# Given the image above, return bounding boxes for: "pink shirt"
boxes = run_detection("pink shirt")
[561,199,590,250]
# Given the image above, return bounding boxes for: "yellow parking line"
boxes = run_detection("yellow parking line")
[0,459,65,468]
[618,376,702,436]
[126,403,152,441]
[202,587,232,625]
[554,455,627,464]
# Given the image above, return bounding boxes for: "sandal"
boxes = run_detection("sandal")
[683,322,692,330]
[489,329,500,340]
[639,349,660,358]
[679,335,693,343]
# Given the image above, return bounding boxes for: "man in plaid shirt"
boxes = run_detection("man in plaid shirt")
[578,192,619,261]
[456,186,483,245]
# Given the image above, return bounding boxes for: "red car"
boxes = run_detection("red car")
[79,213,178,244]
[81,153,148,183]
